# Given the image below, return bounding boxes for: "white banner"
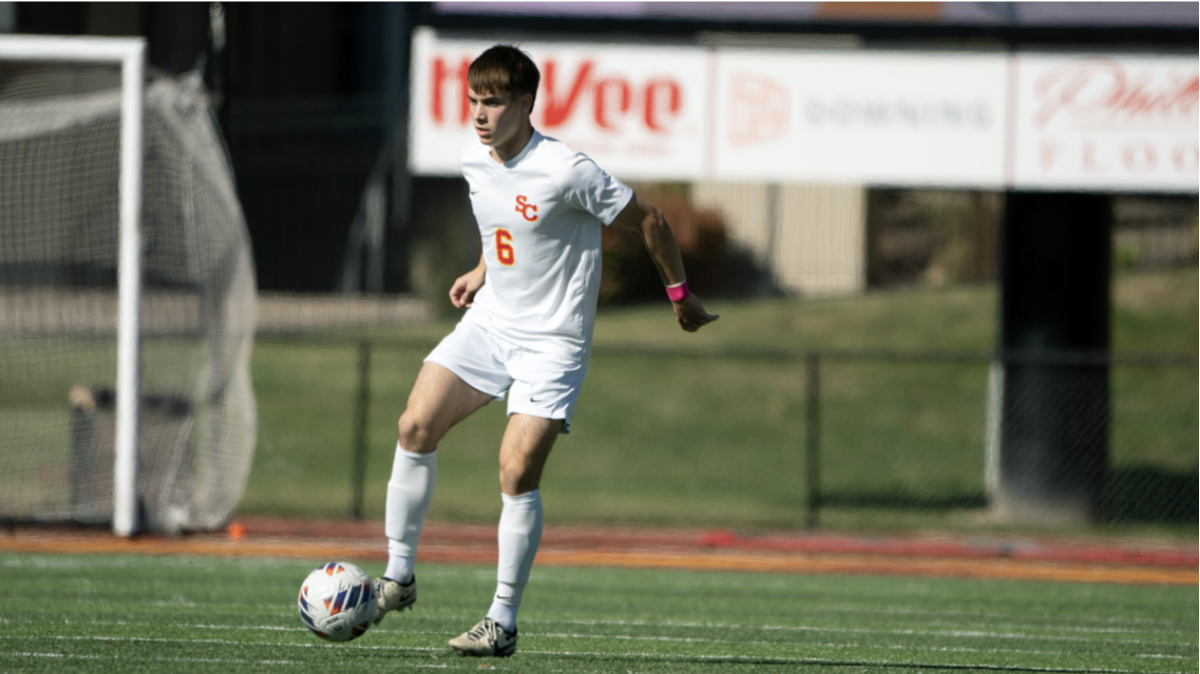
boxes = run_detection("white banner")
[409,28,708,180]
[1010,53,1199,192]
[409,29,1198,193]
[710,49,1008,187]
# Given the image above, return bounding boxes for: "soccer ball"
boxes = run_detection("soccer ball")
[297,561,378,642]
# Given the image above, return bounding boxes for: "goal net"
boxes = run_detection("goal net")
[0,44,257,533]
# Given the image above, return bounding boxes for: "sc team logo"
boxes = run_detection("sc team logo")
[515,195,538,222]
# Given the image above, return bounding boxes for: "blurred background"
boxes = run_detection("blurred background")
[0,2,1195,538]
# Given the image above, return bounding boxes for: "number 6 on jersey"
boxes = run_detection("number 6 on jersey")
[495,228,515,266]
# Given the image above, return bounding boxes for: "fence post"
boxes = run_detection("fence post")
[351,341,371,520]
[805,351,821,530]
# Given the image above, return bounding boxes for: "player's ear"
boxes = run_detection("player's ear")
[520,92,534,115]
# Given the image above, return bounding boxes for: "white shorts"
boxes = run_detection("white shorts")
[425,321,587,434]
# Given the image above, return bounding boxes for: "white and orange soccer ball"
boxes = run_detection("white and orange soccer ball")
[297,561,378,642]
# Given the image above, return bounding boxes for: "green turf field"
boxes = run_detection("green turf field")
[0,553,1195,673]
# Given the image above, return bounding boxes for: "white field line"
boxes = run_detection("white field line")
[17,614,1187,646]
[735,601,1190,631]
[0,638,1172,674]
[0,635,439,652]
[1,630,1191,667]
[6,618,1193,657]
[41,596,1188,633]
[2,652,456,669]
[533,605,1190,633]
[807,602,1186,623]
[2,652,301,665]
[824,614,1184,634]
[524,618,1195,649]
[740,612,1180,634]
[526,630,1191,661]
[531,630,1081,656]
[514,648,1167,674]
[5,653,106,659]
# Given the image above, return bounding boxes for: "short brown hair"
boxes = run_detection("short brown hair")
[468,45,540,108]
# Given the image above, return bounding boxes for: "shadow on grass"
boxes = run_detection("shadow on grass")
[819,466,1197,526]
[1105,465,1198,524]
[818,490,988,511]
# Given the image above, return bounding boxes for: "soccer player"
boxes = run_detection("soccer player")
[373,44,718,657]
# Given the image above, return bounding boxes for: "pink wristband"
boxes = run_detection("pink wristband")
[666,280,691,302]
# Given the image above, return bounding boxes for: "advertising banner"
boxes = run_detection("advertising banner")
[1010,52,1199,192]
[410,28,708,180]
[710,49,1008,187]
[410,29,1198,193]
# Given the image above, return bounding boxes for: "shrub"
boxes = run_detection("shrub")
[600,186,727,303]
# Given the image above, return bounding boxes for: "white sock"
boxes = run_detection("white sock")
[486,583,523,634]
[383,556,415,586]
[384,444,436,584]
[486,490,542,633]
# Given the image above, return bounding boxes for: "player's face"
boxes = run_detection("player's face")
[468,87,532,154]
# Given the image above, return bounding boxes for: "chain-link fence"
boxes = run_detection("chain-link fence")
[808,350,1197,530]
[243,331,1197,534]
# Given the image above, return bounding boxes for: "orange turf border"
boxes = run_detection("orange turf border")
[1,523,1194,587]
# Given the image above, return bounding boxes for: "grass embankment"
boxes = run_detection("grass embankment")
[242,268,1197,535]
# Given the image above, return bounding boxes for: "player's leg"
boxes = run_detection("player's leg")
[449,413,561,656]
[497,412,562,496]
[398,361,497,454]
[492,412,561,621]
[377,362,496,623]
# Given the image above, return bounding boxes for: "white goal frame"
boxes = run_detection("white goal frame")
[0,35,146,537]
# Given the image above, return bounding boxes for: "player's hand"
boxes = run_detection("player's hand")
[449,267,486,308]
[672,295,719,333]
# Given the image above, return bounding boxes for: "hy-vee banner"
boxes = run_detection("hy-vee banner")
[410,28,1197,193]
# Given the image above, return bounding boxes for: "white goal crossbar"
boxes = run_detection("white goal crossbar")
[0,36,146,536]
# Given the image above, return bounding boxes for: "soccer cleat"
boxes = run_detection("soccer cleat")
[448,618,517,657]
[372,576,416,625]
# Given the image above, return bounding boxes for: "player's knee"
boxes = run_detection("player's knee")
[498,462,539,496]
[397,412,433,453]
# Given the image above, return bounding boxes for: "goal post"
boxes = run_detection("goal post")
[0,35,146,536]
[0,35,256,538]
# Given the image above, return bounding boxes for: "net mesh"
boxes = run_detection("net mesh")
[0,62,256,533]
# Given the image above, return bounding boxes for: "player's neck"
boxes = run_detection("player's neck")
[489,122,534,164]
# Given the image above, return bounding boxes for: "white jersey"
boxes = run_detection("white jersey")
[459,129,633,359]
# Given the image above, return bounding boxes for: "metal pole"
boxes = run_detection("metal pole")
[805,351,820,530]
[113,41,146,537]
[351,341,371,519]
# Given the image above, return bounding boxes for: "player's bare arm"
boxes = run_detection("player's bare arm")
[610,194,720,333]
[450,254,488,308]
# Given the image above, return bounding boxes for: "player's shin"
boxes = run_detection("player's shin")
[384,444,437,583]
[487,489,543,633]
